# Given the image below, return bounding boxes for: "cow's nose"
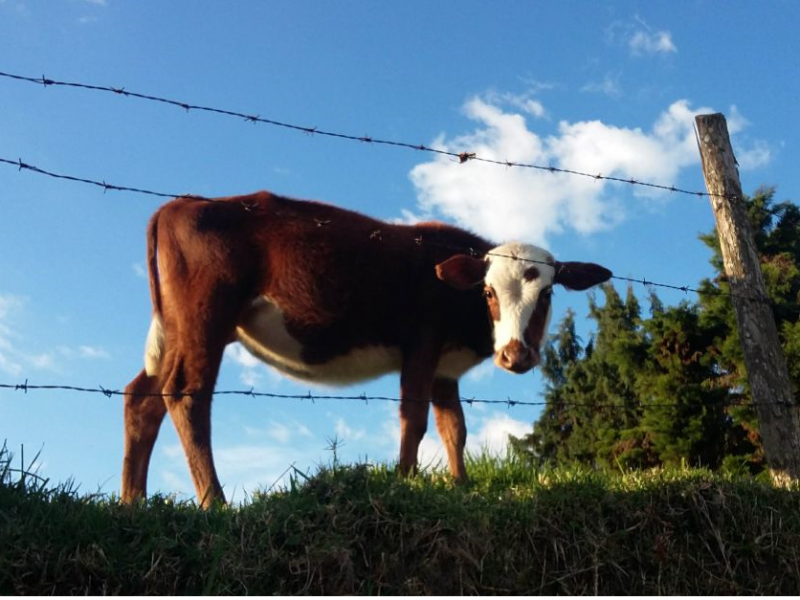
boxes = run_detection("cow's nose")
[495,340,539,373]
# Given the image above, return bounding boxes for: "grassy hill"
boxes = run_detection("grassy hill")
[2,450,800,594]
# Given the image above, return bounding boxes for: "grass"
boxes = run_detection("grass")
[2,447,800,594]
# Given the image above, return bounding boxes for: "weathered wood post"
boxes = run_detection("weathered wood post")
[695,113,800,484]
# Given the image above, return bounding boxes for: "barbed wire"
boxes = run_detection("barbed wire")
[0,69,736,201]
[0,154,765,304]
[0,156,189,199]
[0,380,778,410]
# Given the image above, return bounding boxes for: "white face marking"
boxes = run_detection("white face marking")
[484,242,555,353]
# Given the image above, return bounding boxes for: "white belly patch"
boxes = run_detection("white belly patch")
[235,297,402,385]
[235,296,487,386]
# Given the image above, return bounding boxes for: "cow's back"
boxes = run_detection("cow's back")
[173,192,498,381]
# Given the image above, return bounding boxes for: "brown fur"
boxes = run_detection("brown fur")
[123,192,495,507]
[122,192,611,507]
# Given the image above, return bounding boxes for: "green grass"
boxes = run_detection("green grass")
[2,447,800,594]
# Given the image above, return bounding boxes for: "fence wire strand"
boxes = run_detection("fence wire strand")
[0,380,780,410]
[0,70,773,302]
[0,73,795,429]
[0,69,737,201]
[0,154,765,305]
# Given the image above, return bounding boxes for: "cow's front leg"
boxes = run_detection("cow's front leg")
[398,394,430,476]
[432,377,467,482]
[398,339,440,476]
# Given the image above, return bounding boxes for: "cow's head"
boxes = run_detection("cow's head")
[435,242,612,374]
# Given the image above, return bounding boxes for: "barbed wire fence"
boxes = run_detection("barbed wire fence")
[0,69,790,416]
[0,69,738,199]
[0,380,774,410]
[0,154,765,305]
[0,69,780,302]
[4,69,789,221]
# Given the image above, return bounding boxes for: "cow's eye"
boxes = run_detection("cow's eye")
[484,288,494,300]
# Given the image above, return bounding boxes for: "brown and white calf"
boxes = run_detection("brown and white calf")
[122,191,611,506]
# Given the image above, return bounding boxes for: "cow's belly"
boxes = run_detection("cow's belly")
[234,297,485,385]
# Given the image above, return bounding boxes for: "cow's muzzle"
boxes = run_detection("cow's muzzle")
[495,339,539,374]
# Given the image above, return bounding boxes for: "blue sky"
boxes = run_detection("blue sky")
[1,1,798,502]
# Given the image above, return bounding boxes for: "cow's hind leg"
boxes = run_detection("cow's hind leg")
[121,369,167,503]
[158,287,243,508]
[160,342,228,509]
[432,377,467,482]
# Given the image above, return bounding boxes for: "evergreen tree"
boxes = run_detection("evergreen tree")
[512,286,650,468]
[636,302,731,468]
[697,187,800,472]
[510,309,581,463]
[513,187,800,475]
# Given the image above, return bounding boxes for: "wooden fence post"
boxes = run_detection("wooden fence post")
[695,113,800,484]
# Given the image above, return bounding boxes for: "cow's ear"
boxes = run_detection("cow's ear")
[554,261,612,291]
[435,255,486,290]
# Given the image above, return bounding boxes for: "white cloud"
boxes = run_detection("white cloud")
[214,442,329,497]
[485,90,547,119]
[606,18,676,57]
[0,294,24,376]
[409,97,714,246]
[226,343,260,369]
[0,295,32,376]
[736,140,772,170]
[0,294,23,333]
[78,345,110,360]
[28,353,56,370]
[417,437,447,471]
[378,408,445,470]
[53,345,111,361]
[0,293,111,376]
[629,30,677,55]
[466,413,530,456]
[378,403,530,471]
[159,440,306,501]
[335,417,366,442]
[725,105,773,169]
[244,418,314,443]
[224,342,284,388]
[266,421,292,444]
[581,73,623,98]
[0,352,23,377]
[489,87,552,118]
[465,359,495,383]
[160,469,191,494]
[162,443,184,460]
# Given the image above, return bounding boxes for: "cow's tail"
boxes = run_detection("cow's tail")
[144,210,165,377]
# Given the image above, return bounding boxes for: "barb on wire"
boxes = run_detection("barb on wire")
[0,154,769,305]
[0,69,736,201]
[0,381,782,409]
[0,157,204,200]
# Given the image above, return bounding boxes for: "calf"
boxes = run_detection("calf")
[122,191,611,506]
